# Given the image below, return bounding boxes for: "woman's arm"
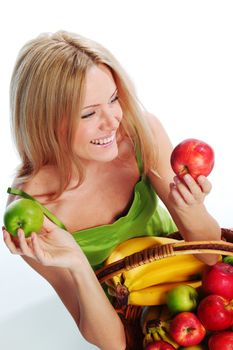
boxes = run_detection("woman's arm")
[145,113,221,265]
[3,219,126,350]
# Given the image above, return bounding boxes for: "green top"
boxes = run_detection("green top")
[7,152,176,270]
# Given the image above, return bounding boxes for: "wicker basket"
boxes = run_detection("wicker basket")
[95,228,233,350]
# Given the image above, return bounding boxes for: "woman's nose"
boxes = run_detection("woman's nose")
[99,106,118,131]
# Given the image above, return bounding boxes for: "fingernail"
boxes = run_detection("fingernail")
[197,175,205,183]
[170,183,176,190]
[183,174,191,182]
[17,228,23,238]
[174,176,181,184]
[31,233,35,240]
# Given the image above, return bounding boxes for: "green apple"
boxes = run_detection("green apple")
[4,199,44,237]
[166,284,198,314]
[223,255,233,266]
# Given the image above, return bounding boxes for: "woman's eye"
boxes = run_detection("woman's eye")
[110,95,119,104]
[81,111,95,119]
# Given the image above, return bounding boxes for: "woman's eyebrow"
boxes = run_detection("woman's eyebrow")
[82,88,118,110]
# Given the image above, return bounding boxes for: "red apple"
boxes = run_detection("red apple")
[179,345,207,350]
[197,294,233,331]
[145,340,175,350]
[170,138,214,180]
[202,262,233,300]
[208,331,233,350]
[169,312,206,346]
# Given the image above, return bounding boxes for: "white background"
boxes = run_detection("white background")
[0,1,233,349]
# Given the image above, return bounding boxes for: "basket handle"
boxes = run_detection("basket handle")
[95,228,233,284]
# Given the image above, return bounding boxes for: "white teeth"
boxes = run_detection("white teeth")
[90,135,114,145]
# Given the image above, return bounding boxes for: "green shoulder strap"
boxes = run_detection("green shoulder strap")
[7,187,67,230]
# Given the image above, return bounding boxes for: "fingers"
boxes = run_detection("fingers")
[3,227,35,258]
[2,228,22,255]
[30,233,46,264]
[180,175,203,200]
[197,175,212,194]
[170,174,211,206]
[3,226,49,265]
[17,229,34,258]
[170,183,186,207]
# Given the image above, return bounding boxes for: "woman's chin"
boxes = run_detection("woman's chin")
[91,142,119,162]
[80,146,119,163]
[97,150,119,162]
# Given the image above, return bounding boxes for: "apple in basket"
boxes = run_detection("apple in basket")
[179,345,207,350]
[170,138,214,180]
[197,294,233,331]
[208,331,233,350]
[166,285,199,314]
[201,262,233,300]
[169,312,206,347]
[145,340,176,349]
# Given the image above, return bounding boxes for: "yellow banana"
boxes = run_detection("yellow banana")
[125,253,205,291]
[105,236,180,287]
[143,319,179,349]
[105,236,205,292]
[128,280,201,306]
[106,236,178,265]
[105,237,205,307]
[143,332,155,349]
[140,305,174,334]
[154,320,179,349]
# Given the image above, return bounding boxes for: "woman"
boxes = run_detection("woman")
[3,31,221,350]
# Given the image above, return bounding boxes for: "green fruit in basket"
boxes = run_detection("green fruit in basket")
[4,199,44,237]
[223,255,233,265]
[166,285,198,314]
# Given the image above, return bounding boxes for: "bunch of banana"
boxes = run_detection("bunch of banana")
[143,318,179,349]
[140,305,179,348]
[105,236,206,306]
[140,304,172,334]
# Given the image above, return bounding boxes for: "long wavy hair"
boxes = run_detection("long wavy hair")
[10,31,158,198]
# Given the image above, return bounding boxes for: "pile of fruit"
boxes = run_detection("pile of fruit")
[141,261,233,350]
[105,236,206,306]
[105,234,233,349]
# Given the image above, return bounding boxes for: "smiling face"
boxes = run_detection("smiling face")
[73,64,123,164]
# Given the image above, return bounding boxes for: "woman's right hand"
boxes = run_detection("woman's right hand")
[3,216,88,271]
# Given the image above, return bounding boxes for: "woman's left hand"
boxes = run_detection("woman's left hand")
[169,174,212,208]
[3,217,87,271]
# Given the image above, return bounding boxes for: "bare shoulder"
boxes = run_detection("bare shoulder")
[143,111,173,157]
[26,166,59,195]
[8,165,60,204]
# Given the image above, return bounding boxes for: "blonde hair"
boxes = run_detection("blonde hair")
[10,30,157,198]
